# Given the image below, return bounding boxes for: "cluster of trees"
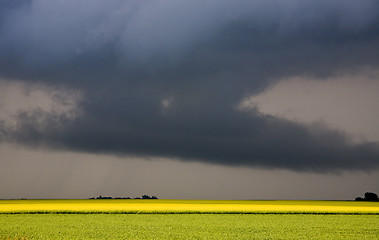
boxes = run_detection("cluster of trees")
[89,195,158,200]
[141,195,158,199]
[355,192,379,202]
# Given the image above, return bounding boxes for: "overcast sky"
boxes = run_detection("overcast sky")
[0,0,378,199]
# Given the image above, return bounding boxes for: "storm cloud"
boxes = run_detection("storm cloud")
[1,0,379,172]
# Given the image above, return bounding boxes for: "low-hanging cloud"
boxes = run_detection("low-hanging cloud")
[1,0,379,172]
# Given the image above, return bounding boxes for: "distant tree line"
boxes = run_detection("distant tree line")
[89,195,158,200]
[355,192,379,202]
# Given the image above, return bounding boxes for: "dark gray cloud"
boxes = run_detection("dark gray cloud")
[1,0,379,172]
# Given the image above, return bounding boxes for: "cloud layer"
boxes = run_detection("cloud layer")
[1,0,379,171]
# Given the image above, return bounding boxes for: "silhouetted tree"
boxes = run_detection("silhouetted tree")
[142,195,151,199]
[364,192,379,202]
[355,192,379,202]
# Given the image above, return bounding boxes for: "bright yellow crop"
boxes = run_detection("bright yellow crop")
[1,199,378,214]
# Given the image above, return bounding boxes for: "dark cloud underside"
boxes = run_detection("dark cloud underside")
[1,0,379,172]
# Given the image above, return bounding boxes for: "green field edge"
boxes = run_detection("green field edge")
[1,211,378,215]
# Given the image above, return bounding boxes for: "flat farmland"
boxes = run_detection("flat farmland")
[1,214,379,239]
[1,199,379,214]
[1,200,379,239]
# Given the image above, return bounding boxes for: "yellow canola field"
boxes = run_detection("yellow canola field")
[1,199,379,214]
